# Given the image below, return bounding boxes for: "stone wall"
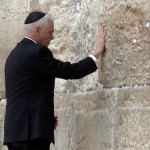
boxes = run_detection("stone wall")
[0,0,150,150]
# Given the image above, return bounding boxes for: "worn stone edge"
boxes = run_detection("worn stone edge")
[0,92,6,100]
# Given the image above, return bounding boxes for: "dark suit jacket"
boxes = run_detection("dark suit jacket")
[4,38,97,144]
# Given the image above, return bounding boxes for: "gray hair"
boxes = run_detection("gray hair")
[24,14,53,33]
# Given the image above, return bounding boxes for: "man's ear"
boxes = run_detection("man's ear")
[35,26,41,35]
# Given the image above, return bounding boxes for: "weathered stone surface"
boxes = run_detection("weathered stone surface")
[115,109,150,150]
[99,3,150,88]
[54,93,73,149]
[72,90,117,150]
[90,111,113,150]
[74,112,91,150]
[0,0,29,91]
[115,86,150,150]
[0,0,150,150]
[54,109,74,150]
[0,92,5,100]
[72,90,117,112]
[0,99,6,150]
[54,93,72,109]
[117,86,150,108]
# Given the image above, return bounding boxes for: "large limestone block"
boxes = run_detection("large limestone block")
[54,93,74,150]
[117,86,150,108]
[54,109,74,150]
[115,86,150,150]
[72,90,117,150]
[73,90,117,112]
[74,112,91,150]
[74,110,114,150]
[90,111,113,150]
[115,110,150,150]
[99,4,150,88]
[91,88,118,143]
[0,0,29,91]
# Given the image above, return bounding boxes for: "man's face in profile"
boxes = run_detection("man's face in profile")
[37,20,54,47]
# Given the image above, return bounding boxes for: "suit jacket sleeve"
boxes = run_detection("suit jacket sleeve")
[35,46,97,79]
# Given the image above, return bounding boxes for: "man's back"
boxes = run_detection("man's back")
[4,38,56,144]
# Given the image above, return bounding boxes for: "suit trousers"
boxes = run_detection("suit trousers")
[6,138,50,150]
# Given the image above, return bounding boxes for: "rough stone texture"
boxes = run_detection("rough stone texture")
[115,86,150,150]
[117,86,150,108]
[0,0,29,92]
[71,90,116,150]
[0,100,6,150]
[54,94,74,150]
[99,1,150,88]
[0,0,150,150]
[0,93,5,101]
[115,110,150,150]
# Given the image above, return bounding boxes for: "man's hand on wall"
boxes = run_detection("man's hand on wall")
[92,25,106,59]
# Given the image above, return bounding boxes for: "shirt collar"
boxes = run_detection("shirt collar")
[25,37,37,44]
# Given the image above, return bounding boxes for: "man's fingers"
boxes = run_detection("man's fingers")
[99,25,106,37]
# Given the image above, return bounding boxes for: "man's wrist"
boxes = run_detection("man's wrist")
[89,55,97,62]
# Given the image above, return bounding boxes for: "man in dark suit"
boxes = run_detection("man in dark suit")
[4,11,105,150]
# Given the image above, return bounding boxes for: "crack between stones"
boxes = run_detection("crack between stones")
[103,83,150,90]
